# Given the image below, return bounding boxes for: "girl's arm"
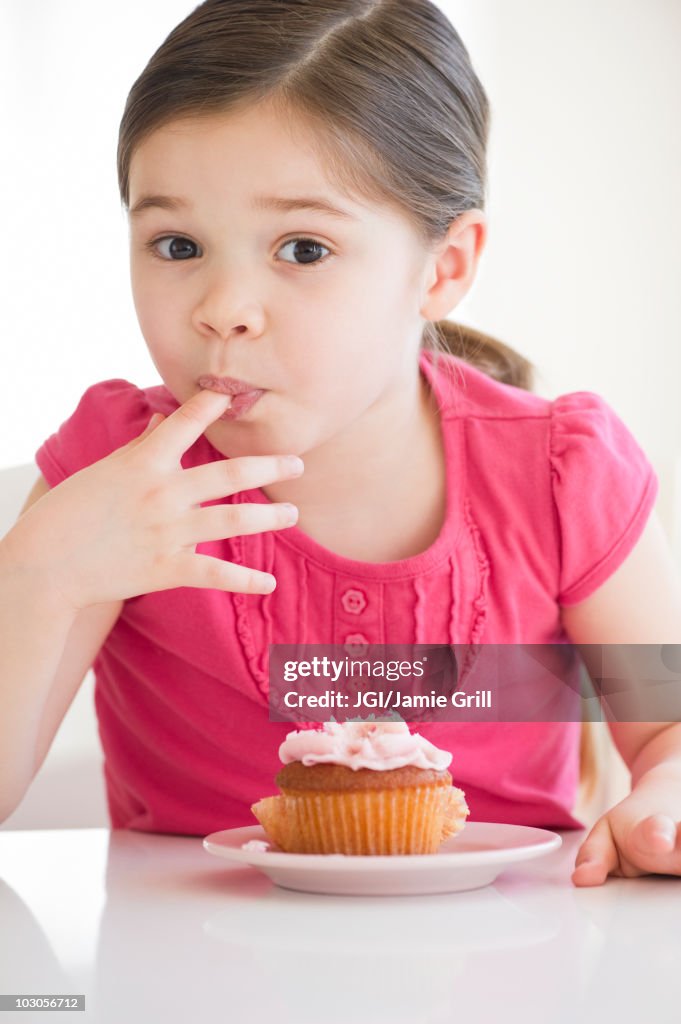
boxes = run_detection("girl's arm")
[0,389,303,824]
[0,530,82,821]
[0,474,127,826]
[561,510,681,885]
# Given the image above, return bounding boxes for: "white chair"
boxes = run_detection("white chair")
[0,463,108,829]
[676,456,681,569]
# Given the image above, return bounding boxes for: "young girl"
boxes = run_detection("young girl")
[2,0,680,887]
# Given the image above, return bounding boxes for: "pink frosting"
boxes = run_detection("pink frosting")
[278,722,453,772]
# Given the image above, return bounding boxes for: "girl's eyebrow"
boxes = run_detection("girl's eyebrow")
[252,194,359,221]
[129,194,188,217]
[129,192,359,221]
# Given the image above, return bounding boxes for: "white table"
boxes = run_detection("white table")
[0,827,679,1023]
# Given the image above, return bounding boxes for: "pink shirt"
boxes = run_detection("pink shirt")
[35,350,658,835]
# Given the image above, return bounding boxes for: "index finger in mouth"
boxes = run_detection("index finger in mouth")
[147,388,233,463]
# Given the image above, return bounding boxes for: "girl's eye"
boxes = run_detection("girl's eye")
[145,236,199,261]
[144,236,331,266]
[277,238,331,266]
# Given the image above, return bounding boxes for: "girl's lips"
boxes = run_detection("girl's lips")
[197,375,267,421]
[216,389,266,420]
[197,374,262,395]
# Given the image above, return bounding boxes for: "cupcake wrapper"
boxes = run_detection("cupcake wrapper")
[251,785,469,855]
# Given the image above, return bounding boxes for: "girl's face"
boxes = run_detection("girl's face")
[128,100,433,460]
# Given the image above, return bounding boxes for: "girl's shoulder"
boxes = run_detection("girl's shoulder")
[74,376,175,420]
[35,378,179,488]
[426,350,646,450]
[426,353,659,607]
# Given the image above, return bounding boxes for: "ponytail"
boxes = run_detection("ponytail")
[422,320,534,391]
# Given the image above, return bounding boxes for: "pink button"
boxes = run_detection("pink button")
[344,633,369,657]
[341,588,367,615]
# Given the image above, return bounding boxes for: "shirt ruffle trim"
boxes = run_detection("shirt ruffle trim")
[231,497,491,707]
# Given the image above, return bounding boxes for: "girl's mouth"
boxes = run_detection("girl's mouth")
[216,389,266,420]
[197,375,267,420]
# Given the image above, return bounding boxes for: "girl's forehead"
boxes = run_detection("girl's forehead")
[132,102,328,176]
[130,107,354,206]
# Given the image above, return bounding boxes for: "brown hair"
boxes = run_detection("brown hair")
[116,0,595,793]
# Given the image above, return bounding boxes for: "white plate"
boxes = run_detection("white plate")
[203,822,562,896]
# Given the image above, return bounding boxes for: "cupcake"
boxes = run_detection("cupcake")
[251,722,469,855]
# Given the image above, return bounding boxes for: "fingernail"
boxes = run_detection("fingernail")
[282,503,299,524]
[285,456,304,475]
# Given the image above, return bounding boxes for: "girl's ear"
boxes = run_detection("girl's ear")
[419,210,487,321]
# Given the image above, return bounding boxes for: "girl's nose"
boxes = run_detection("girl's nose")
[192,268,266,341]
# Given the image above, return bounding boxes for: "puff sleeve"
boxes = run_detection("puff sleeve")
[35,379,154,488]
[550,391,659,606]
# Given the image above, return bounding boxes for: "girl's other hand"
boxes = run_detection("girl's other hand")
[572,781,681,885]
[9,388,304,611]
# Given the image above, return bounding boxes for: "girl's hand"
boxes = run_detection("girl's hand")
[572,782,681,885]
[9,388,304,611]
